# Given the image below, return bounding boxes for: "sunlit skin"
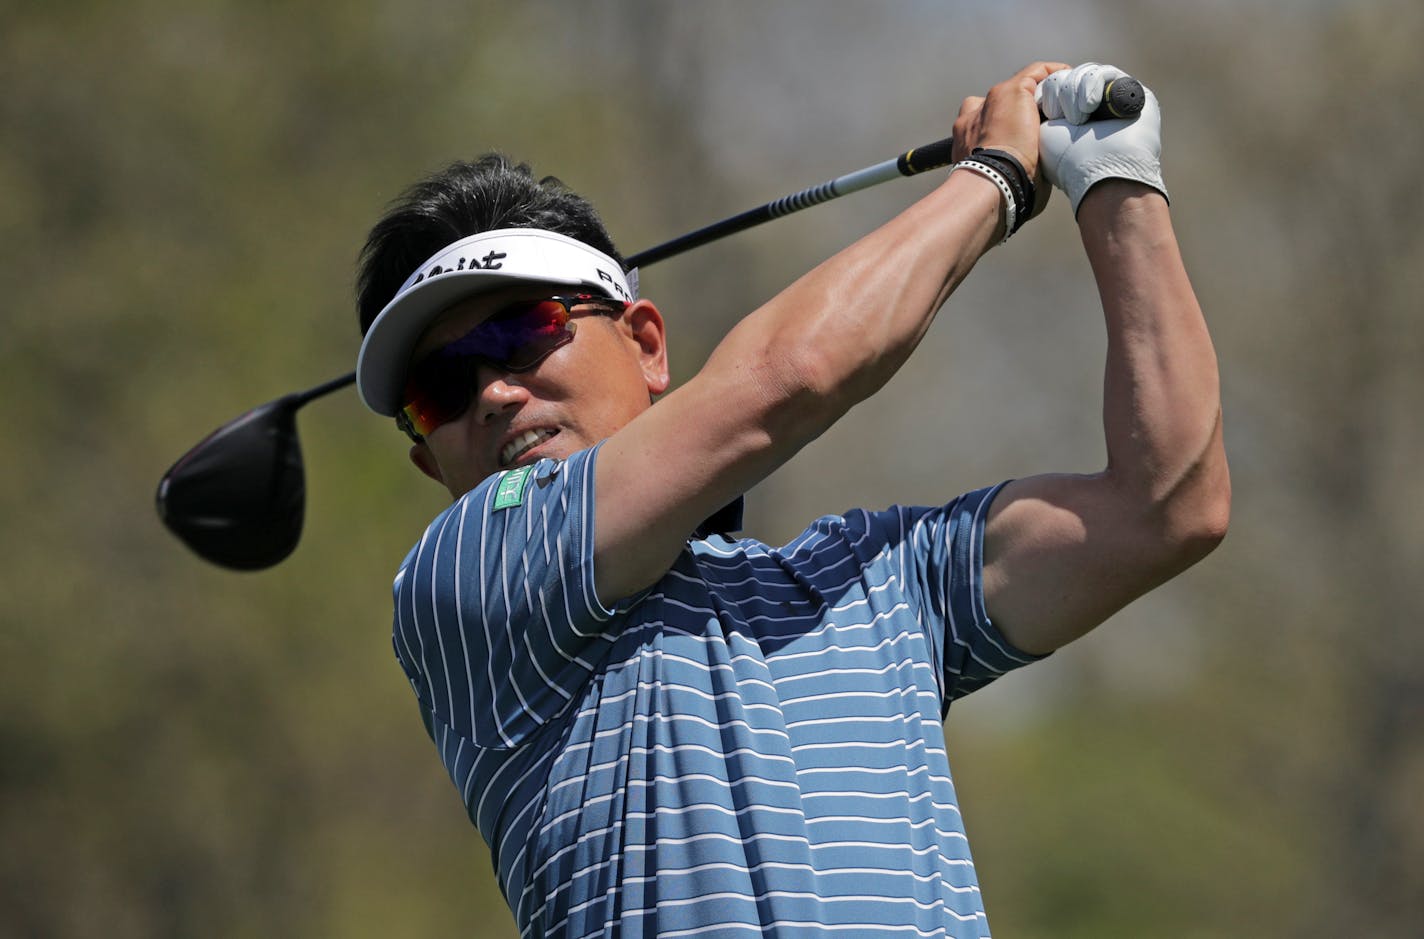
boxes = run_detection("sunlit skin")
[406,282,670,500]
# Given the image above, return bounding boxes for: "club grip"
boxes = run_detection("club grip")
[1089,76,1144,120]
[897,136,957,175]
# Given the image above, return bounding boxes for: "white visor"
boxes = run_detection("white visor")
[357,228,636,415]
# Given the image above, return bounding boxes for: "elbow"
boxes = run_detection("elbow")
[1144,450,1232,573]
[1169,477,1231,566]
[1119,396,1232,571]
[758,341,855,432]
[1111,437,1231,577]
[1170,412,1232,562]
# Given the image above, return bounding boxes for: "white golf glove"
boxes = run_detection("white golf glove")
[1037,63,1167,215]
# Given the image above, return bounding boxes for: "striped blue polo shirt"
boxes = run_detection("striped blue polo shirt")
[391,444,1043,938]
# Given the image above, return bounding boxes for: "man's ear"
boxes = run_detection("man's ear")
[623,299,671,396]
[409,441,444,485]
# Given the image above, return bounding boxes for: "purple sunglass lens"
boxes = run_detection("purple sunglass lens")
[438,301,568,367]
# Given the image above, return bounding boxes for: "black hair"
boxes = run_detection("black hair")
[356,153,624,335]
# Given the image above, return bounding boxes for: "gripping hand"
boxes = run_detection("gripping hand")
[1037,63,1167,215]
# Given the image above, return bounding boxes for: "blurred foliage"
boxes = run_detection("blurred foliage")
[2,1,1420,936]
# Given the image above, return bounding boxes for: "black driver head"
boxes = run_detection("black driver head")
[156,395,307,571]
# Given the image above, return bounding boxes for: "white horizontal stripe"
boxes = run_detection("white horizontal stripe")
[612,832,970,862]
[552,721,789,768]
[638,646,776,682]
[801,790,959,819]
[554,739,797,770]
[647,922,977,939]
[558,675,785,724]
[550,768,802,804]
[806,814,966,829]
[779,686,920,709]
[784,712,910,731]
[622,800,806,823]
[790,736,943,757]
[826,577,899,612]
[808,838,959,857]
[770,658,933,687]
[544,786,808,830]
[632,888,979,919]
[797,763,953,786]
[594,859,980,892]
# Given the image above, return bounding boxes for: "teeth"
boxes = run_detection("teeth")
[502,428,556,466]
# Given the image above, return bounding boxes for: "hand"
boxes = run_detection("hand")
[952,61,1068,222]
[1037,63,1168,215]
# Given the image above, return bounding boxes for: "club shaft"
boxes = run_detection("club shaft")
[626,136,955,269]
[291,371,357,408]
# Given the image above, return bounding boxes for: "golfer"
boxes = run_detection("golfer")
[354,61,1228,937]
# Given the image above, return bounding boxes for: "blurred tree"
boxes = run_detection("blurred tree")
[2,2,1420,937]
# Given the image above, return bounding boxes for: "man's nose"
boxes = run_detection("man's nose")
[471,366,529,425]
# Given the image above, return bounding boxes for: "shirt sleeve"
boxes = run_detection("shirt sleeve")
[886,483,1049,707]
[389,445,618,750]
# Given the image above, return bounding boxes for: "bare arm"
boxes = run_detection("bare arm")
[981,180,1231,655]
[593,62,1068,602]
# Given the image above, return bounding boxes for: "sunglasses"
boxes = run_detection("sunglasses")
[397,294,627,440]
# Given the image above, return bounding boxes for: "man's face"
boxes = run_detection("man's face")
[406,283,669,498]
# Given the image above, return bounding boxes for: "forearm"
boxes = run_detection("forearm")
[1080,181,1229,541]
[658,170,1002,510]
[703,169,1004,439]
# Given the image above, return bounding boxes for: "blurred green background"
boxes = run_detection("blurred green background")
[3,1,1421,936]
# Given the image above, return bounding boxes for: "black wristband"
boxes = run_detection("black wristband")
[971,148,1035,234]
[967,153,1023,224]
[971,149,1031,233]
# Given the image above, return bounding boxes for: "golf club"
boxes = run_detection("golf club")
[155,76,1143,571]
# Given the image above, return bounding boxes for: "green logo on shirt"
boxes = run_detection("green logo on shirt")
[493,465,534,510]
